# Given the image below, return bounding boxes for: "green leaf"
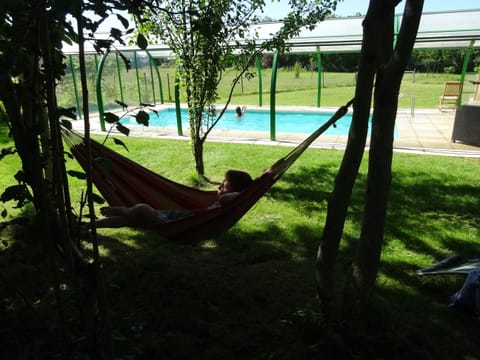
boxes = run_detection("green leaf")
[110,28,125,45]
[104,112,119,124]
[13,170,25,183]
[116,123,130,137]
[116,14,130,29]
[92,193,105,204]
[118,52,131,70]
[1,209,7,218]
[135,110,149,126]
[67,170,87,180]
[137,33,148,50]
[57,106,77,120]
[115,100,129,110]
[93,39,113,53]
[113,137,129,152]
[0,146,16,161]
[1,185,27,202]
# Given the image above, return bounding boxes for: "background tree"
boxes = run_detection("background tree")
[141,0,339,178]
[408,48,480,73]
[315,0,424,317]
[0,0,154,357]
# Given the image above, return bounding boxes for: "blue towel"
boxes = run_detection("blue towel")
[449,269,480,315]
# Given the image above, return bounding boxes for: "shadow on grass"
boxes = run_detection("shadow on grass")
[1,158,479,359]
[85,162,478,359]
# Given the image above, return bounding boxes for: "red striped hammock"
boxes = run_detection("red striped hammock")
[65,100,352,243]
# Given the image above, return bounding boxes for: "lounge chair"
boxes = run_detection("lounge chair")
[468,73,480,104]
[439,81,463,111]
[416,254,480,276]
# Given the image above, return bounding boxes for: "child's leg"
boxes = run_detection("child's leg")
[95,215,130,228]
[96,204,156,228]
[100,206,130,217]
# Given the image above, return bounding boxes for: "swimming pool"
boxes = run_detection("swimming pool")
[122,108,392,137]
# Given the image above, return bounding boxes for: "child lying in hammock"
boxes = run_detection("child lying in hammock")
[94,169,253,229]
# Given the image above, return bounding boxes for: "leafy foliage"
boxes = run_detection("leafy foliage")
[0,146,16,161]
[140,0,339,176]
[101,102,155,143]
[0,1,162,358]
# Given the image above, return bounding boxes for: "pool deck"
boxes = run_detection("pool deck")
[76,105,480,158]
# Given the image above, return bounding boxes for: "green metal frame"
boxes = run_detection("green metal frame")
[94,49,165,131]
[69,55,82,119]
[174,66,183,136]
[148,54,156,104]
[96,51,109,131]
[68,12,478,137]
[394,15,400,47]
[269,51,279,141]
[115,52,125,104]
[133,51,142,104]
[316,47,322,107]
[256,55,263,107]
[145,49,164,104]
[458,40,475,108]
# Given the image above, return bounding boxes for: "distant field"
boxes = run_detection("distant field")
[57,56,479,113]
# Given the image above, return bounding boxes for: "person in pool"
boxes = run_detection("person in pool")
[235,106,246,118]
[94,170,253,229]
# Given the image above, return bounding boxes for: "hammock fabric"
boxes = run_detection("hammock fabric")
[65,99,353,243]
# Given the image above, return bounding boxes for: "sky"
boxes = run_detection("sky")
[262,0,480,18]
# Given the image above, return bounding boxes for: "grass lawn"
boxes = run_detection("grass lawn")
[1,126,480,358]
[57,63,479,112]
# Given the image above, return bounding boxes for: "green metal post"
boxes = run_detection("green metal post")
[256,55,263,107]
[316,47,322,107]
[148,53,156,104]
[115,52,125,104]
[95,51,109,131]
[393,15,400,47]
[270,51,279,141]
[134,51,142,104]
[458,40,474,108]
[69,55,82,119]
[146,50,164,104]
[174,67,183,136]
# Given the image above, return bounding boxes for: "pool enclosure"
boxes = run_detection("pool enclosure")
[61,9,480,140]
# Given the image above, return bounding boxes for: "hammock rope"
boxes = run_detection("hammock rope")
[64,98,354,243]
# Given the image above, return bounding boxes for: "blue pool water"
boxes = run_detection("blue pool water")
[122,108,393,137]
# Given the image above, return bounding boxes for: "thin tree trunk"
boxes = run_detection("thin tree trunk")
[315,0,380,312]
[37,4,75,356]
[193,135,205,178]
[189,103,206,178]
[344,0,424,310]
[76,3,114,357]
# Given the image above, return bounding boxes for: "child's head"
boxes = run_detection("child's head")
[225,170,253,192]
[224,169,253,192]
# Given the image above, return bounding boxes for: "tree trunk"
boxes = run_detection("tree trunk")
[188,103,206,178]
[0,61,45,212]
[344,0,424,311]
[315,0,424,316]
[193,135,205,178]
[315,0,380,312]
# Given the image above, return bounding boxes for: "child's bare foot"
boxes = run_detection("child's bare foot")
[100,207,114,217]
